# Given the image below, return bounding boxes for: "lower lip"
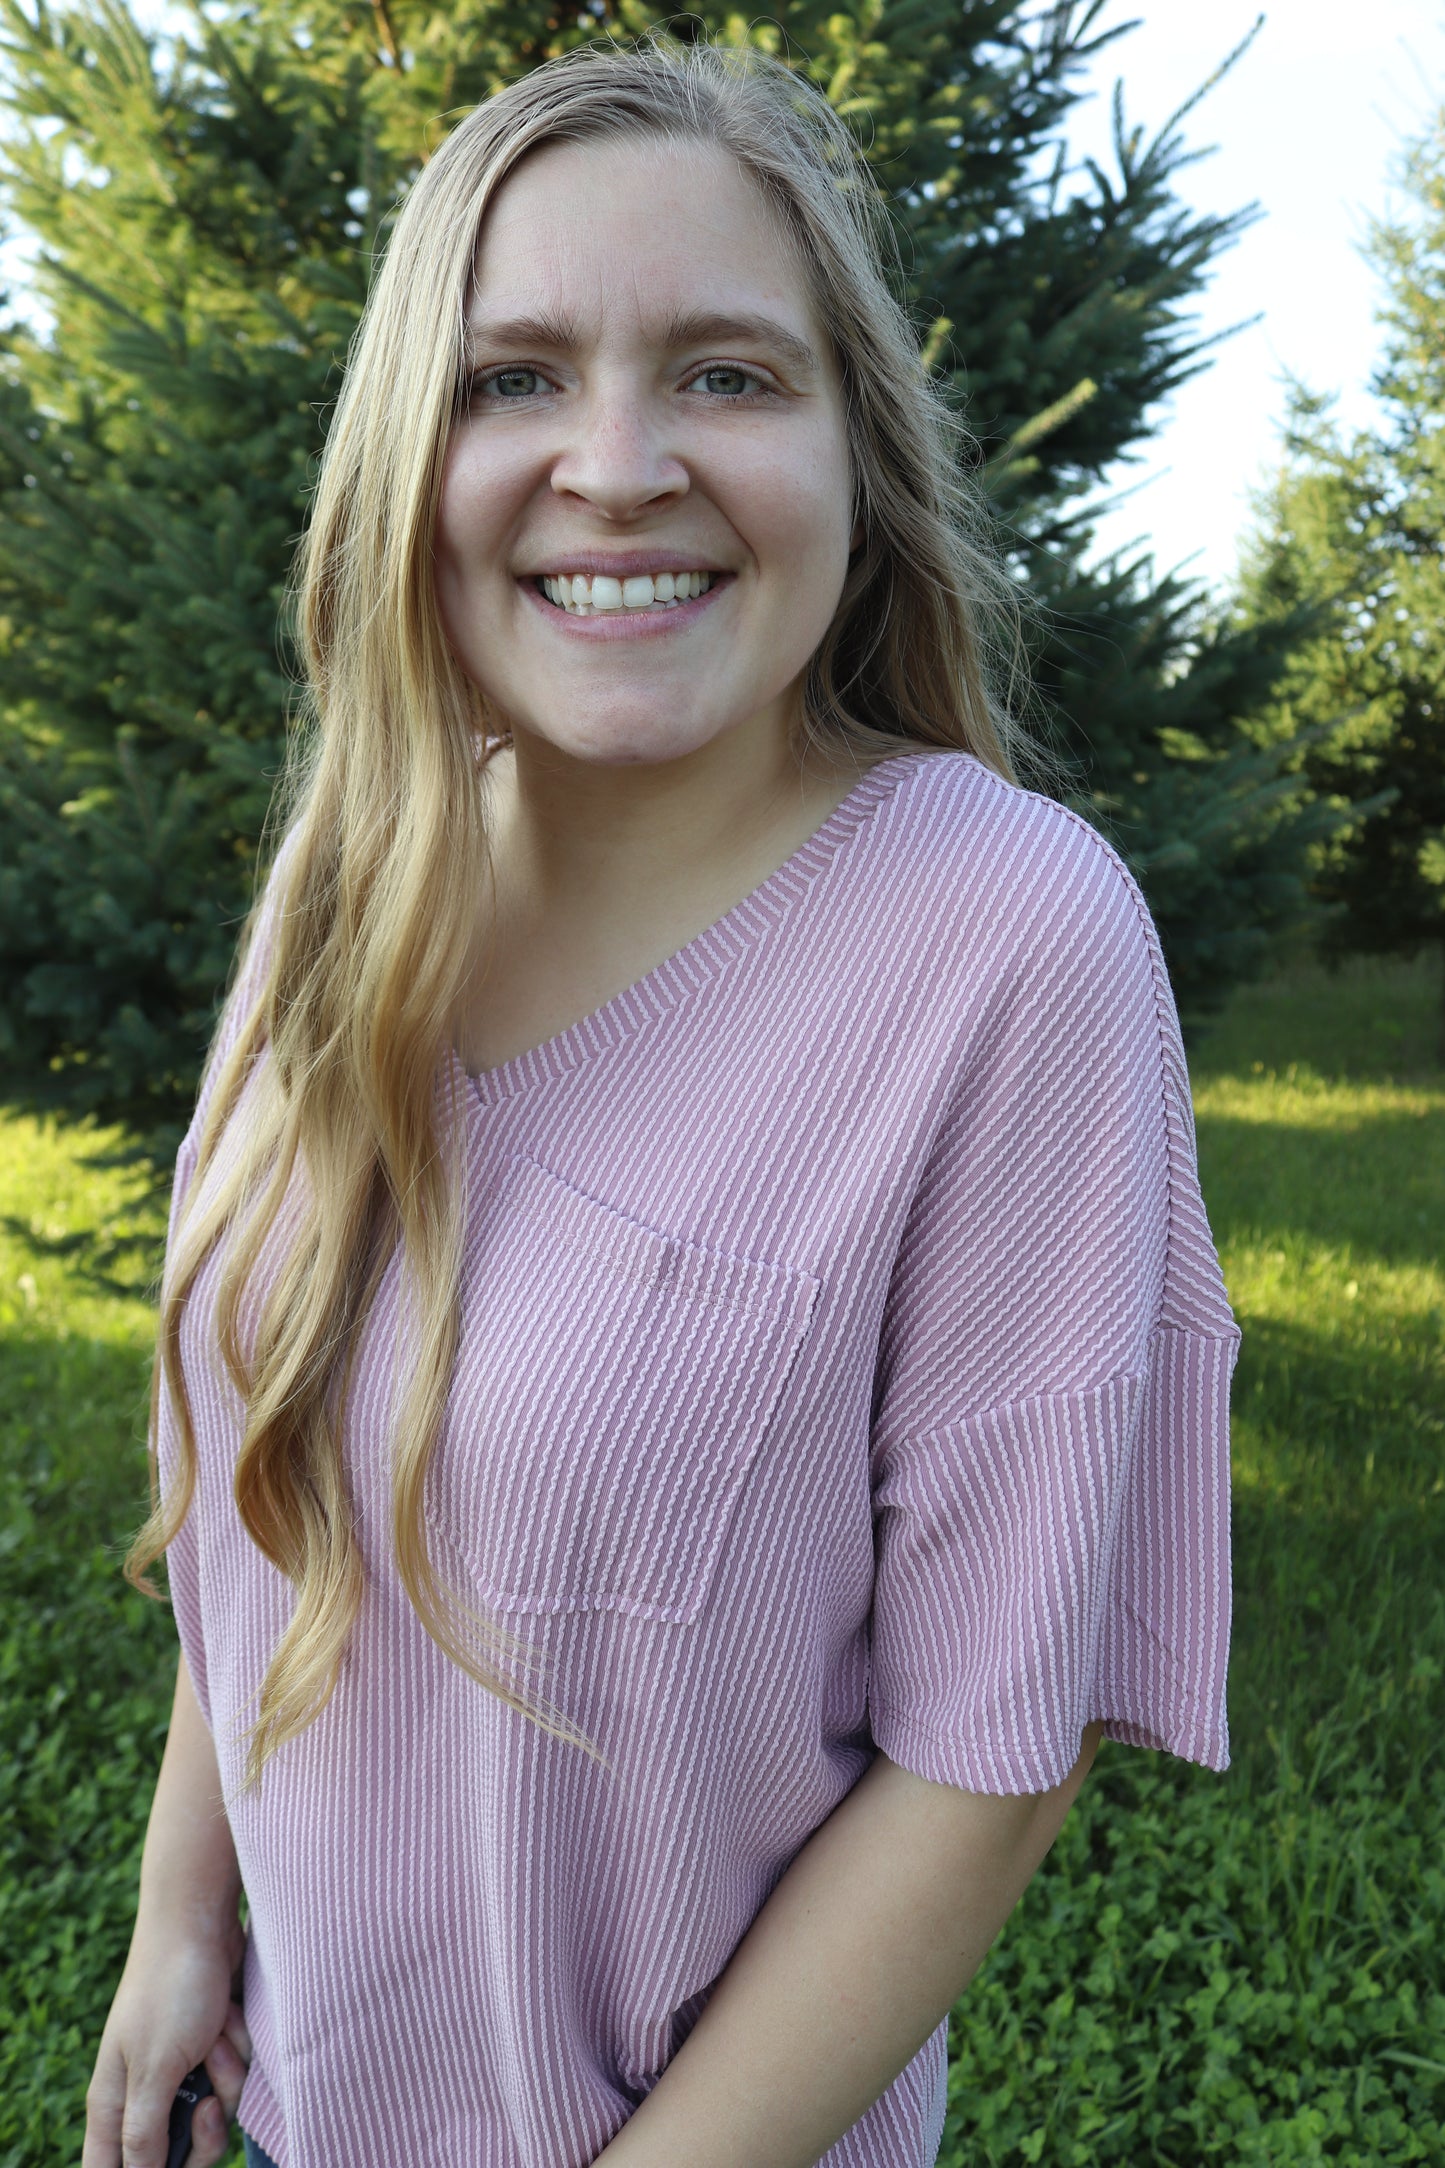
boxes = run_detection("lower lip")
[519,575,732,640]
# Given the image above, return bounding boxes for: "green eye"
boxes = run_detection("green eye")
[481,369,541,399]
[706,366,762,396]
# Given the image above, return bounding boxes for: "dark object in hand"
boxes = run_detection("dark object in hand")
[166,2063,215,2168]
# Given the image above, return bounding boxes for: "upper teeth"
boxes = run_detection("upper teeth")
[541,571,714,613]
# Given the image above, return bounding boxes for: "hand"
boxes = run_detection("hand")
[83,1910,252,2168]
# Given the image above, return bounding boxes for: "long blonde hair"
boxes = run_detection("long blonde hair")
[124,30,1040,1795]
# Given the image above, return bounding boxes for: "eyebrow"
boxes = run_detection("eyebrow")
[462,305,822,380]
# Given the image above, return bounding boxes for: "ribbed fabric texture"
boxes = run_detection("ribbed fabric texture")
[157,748,1241,2168]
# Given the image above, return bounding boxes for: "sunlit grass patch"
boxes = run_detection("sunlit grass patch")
[0,1111,164,1324]
[1189,948,1442,1088]
[1189,981,1444,1564]
[0,1113,166,1538]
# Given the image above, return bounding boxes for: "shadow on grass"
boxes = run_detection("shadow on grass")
[1228,1485,1445,1803]
[1190,948,1444,1085]
[0,1322,157,1552]
[1195,1104,1444,1273]
[1223,1298,1444,1801]
[1228,1305,1443,1509]
[0,1210,165,1304]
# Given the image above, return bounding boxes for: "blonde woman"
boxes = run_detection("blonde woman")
[84,33,1241,2168]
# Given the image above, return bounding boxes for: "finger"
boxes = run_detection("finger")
[205,2033,248,2119]
[182,2088,231,2168]
[223,2000,253,2065]
[81,2055,125,2168]
[119,2075,186,2168]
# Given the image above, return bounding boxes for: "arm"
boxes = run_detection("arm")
[137,1648,245,1944]
[82,1651,252,2168]
[595,1721,1105,2168]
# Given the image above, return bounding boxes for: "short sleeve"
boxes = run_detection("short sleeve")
[867,818,1242,1795]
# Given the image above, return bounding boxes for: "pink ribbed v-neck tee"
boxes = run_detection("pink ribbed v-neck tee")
[156,747,1241,2168]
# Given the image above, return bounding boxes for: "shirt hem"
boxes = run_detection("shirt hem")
[871,1698,1230,1796]
[237,2062,286,2166]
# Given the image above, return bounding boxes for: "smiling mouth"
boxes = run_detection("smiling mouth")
[534,570,722,616]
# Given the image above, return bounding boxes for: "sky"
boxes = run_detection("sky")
[3,2,1444,599]
[1062,0,1445,592]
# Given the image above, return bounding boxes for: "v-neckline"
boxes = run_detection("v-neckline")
[447,750,924,1107]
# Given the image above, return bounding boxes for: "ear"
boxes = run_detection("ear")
[850,515,865,553]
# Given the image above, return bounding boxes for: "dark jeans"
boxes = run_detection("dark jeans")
[242,2132,282,2168]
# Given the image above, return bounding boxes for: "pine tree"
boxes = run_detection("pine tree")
[0,0,1334,1169]
[1235,115,1445,1056]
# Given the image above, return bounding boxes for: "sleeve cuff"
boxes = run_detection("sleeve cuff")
[868,1330,1237,1795]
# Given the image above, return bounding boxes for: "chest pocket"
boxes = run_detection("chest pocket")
[425,1153,821,1623]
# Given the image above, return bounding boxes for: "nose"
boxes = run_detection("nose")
[547,376,689,522]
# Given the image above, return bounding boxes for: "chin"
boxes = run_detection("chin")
[523,721,726,768]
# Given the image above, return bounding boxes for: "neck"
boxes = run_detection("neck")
[480,717,863,925]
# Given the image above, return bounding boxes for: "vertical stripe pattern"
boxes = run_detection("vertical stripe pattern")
[156,750,1241,2167]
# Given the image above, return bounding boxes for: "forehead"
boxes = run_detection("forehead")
[466,134,823,354]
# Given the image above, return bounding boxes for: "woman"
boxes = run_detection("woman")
[84,33,1241,2168]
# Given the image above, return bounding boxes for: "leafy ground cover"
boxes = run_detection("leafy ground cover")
[1,955,1441,2166]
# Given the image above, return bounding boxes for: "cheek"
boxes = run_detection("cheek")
[719,431,854,580]
[437,422,546,566]
[435,439,498,573]
[433,445,532,662]
[432,479,469,632]
[432,449,510,664]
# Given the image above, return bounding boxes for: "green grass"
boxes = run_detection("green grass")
[2,955,1442,2166]
[0,1130,193,2168]
[1191,956,1444,1810]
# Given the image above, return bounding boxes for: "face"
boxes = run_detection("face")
[434,134,860,776]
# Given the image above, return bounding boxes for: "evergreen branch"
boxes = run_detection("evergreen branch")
[995,375,1098,464]
[1035,0,1141,77]
[371,0,403,71]
[1151,13,1264,155]
[30,256,183,352]
[917,314,953,376]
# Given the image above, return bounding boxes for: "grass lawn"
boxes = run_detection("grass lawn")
[1,952,1441,2166]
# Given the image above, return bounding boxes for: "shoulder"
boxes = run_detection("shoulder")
[875,748,1161,982]
[879,753,1194,1155]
